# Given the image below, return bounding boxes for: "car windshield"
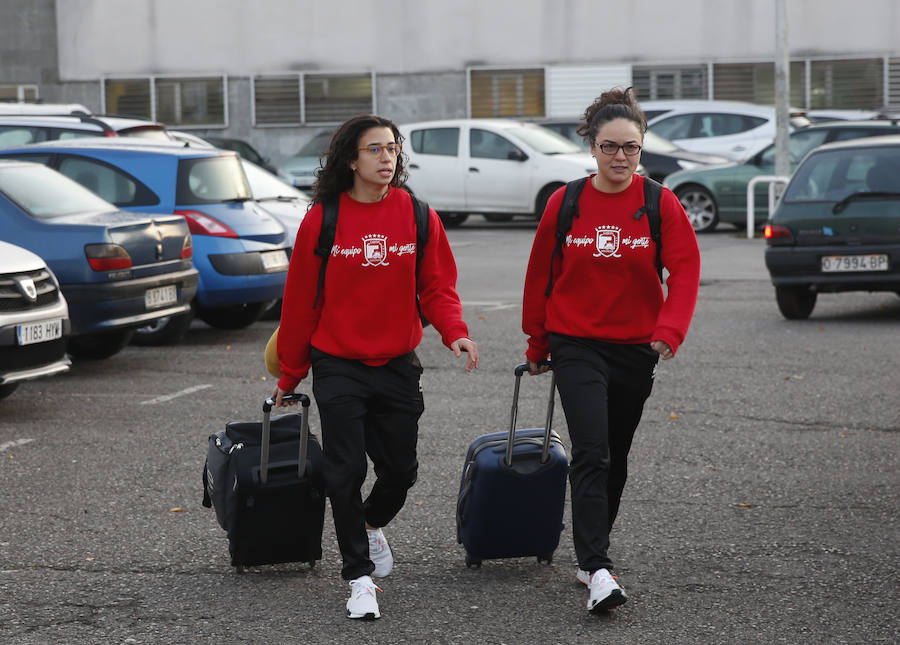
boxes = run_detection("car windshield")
[241,160,304,200]
[758,128,830,166]
[502,124,582,154]
[296,131,332,157]
[176,155,252,204]
[641,130,683,153]
[0,163,115,218]
[783,146,900,203]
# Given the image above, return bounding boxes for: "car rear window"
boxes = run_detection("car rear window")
[176,154,251,204]
[784,146,900,202]
[0,163,116,218]
[410,128,459,156]
[0,125,49,147]
[119,126,172,141]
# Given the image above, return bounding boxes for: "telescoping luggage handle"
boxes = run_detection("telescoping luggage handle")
[260,393,311,485]
[507,362,556,467]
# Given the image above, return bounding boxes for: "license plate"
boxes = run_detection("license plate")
[260,249,289,271]
[820,254,889,272]
[145,284,178,309]
[16,318,63,346]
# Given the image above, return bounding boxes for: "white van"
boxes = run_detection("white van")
[398,119,596,226]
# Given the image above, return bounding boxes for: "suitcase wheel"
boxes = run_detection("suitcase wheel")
[537,553,553,565]
[465,553,482,568]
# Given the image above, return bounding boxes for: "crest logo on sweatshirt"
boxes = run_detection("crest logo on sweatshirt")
[361,234,390,267]
[593,225,622,258]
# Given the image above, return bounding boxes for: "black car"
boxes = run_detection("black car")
[537,119,729,182]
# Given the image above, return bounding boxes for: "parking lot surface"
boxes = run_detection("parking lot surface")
[1,224,898,644]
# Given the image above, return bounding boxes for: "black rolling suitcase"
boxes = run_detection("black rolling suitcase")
[202,393,326,569]
[456,363,568,568]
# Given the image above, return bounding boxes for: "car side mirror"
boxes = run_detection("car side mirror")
[508,149,528,162]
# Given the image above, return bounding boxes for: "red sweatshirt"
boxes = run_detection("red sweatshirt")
[277,187,469,392]
[523,174,700,363]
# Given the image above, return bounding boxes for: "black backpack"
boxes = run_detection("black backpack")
[312,192,431,324]
[545,176,664,296]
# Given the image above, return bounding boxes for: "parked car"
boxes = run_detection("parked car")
[0,102,91,115]
[664,120,900,232]
[203,136,279,175]
[398,118,596,226]
[0,240,72,399]
[0,159,198,358]
[643,100,810,161]
[0,114,171,148]
[538,119,729,182]
[280,129,333,190]
[764,135,900,319]
[0,139,291,344]
[240,158,309,244]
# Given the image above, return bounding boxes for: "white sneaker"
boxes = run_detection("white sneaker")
[367,527,393,577]
[576,568,591,586]
[587,568,628,613]
[346,575,381,620]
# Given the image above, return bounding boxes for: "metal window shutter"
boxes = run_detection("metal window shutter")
[809,59,883,109]
[632,66,707,100]
[546,65,632,118]
[713,62,805,105]
[470,69,545,118]
[304,74,373,124]
[104,79,152,120]
[889,58,900,110]
[254,76,301,125]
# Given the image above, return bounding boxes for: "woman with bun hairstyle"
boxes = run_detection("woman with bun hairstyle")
[522,87,700,613]
[274,114,479,620]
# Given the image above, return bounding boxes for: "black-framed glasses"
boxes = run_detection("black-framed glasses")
[593,140,642,156]
[357,143,402,157]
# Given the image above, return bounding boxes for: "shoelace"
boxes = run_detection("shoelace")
[351,580,383,598]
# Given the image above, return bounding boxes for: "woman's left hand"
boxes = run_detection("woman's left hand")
[651,340,674,360]
[451,338,480,372]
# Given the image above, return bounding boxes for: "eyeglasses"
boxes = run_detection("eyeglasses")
[357,143,402,157]
[593,140,642,156]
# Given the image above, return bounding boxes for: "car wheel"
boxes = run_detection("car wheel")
[132,312,194,346]
[439,212,469,228]
[68,329,135,360]
[535,183,564,219]
[482,214,513,222]
[676,185,719,233]
[775,286,817,320]
[195,301,270,329]
[0,382,20,400]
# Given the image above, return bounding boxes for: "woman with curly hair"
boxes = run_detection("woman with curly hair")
[274,114,479,620]
[522,88,700,613]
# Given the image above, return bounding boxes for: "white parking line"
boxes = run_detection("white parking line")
[462,300,520,311]
[141,384,212,405]
[0,438,35,452]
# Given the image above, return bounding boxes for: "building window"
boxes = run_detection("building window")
[103,76,226,126]
[809,58,883,109]
[253,75,301,126]
[888,58,900,110]
[0,85,39,102]
[633,66,708,100]
[712,62,806,106]
[469,68,545,118]
[303,73,374,124]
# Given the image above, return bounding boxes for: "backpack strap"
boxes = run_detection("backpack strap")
[312,196,340,309]
[545,177,589,297]
[632,177,664,282]
[411,195,431,327]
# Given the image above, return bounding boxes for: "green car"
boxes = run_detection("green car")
[764,135,900,319]
[663,120,900,232]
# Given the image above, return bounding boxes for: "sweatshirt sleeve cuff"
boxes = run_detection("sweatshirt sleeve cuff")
[440,323,470,349]
[526,336,550,364]
[652,327,683,356]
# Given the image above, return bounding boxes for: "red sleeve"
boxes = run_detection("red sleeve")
[417,208,469,347]
[276,204,324,392]
[522,186,565,363]
[652,188,701,355]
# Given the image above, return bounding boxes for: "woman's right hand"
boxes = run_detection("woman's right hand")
[273,386,297,407]
[528,360,551,375]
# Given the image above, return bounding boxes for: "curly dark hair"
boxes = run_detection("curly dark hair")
[310,114,408,205]
[575,86,647,145]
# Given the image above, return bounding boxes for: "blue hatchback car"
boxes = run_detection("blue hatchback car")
[0,139,291,344]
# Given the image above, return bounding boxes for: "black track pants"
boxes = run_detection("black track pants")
[311,348,424,581]
[549,333,658,573]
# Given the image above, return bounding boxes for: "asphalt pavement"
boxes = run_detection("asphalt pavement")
[1,223,898,644]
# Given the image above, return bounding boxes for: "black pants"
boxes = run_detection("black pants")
[549,333,658,573]
[311,348,424,581]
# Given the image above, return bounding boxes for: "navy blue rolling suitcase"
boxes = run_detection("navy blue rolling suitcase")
[456,363,568,567]
[202,393,326,570]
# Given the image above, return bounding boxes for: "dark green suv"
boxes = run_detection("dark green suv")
[764,135,900,319]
